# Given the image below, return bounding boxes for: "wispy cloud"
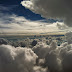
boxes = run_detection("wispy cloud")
[0,5,70,35]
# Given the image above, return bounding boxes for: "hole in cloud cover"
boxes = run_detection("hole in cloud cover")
[21,0,72,26]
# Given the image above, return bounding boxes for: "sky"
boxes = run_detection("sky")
[0,0,71,35]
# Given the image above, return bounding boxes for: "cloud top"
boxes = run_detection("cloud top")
[0,45,37,72]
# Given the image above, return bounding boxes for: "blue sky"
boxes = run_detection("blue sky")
[0,0,60,22]
[0,0,44,20]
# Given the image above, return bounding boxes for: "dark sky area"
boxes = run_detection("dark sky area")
[0,0,60,22]
[0,0,21,5]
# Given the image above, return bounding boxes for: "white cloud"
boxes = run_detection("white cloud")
[0,13,65,34]
[0,44,38,72]
[1,31,72,72]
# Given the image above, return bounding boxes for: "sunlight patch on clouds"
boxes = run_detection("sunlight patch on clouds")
[0,13,63,34]
[0,11,70,34]
[21,1,33,10]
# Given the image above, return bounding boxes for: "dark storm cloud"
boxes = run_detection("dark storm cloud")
[21,0,72,26]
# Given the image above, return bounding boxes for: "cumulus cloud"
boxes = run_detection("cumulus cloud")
[59,43,72,72]
[32,41,61,72]
[21,0,72,26]
[45,50,61,72]
[32,32,72,72]
[33,42,50,59]
[0,32,72,72]
[0,44,38,72]
[44,32,72,72]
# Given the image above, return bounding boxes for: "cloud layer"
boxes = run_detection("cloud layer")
[0,13,63,34]
[1,32,72,72]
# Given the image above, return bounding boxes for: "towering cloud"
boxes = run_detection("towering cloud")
[21,0,72,26]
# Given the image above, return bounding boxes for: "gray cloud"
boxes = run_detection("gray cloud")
[21,0,72,26]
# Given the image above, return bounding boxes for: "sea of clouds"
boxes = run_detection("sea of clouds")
[0,32,72,72]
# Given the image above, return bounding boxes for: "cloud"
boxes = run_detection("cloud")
[21,0,72,26]
[33,42,50,59]
[0,38,8,45]
[0,5,70,35]
[0,44,38,72]
[1,31,72,72]
[57,22,68,30]
[59,43,72,72]
[65,31,72,44]
[33,66,47,72]
[0,12,63,34]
